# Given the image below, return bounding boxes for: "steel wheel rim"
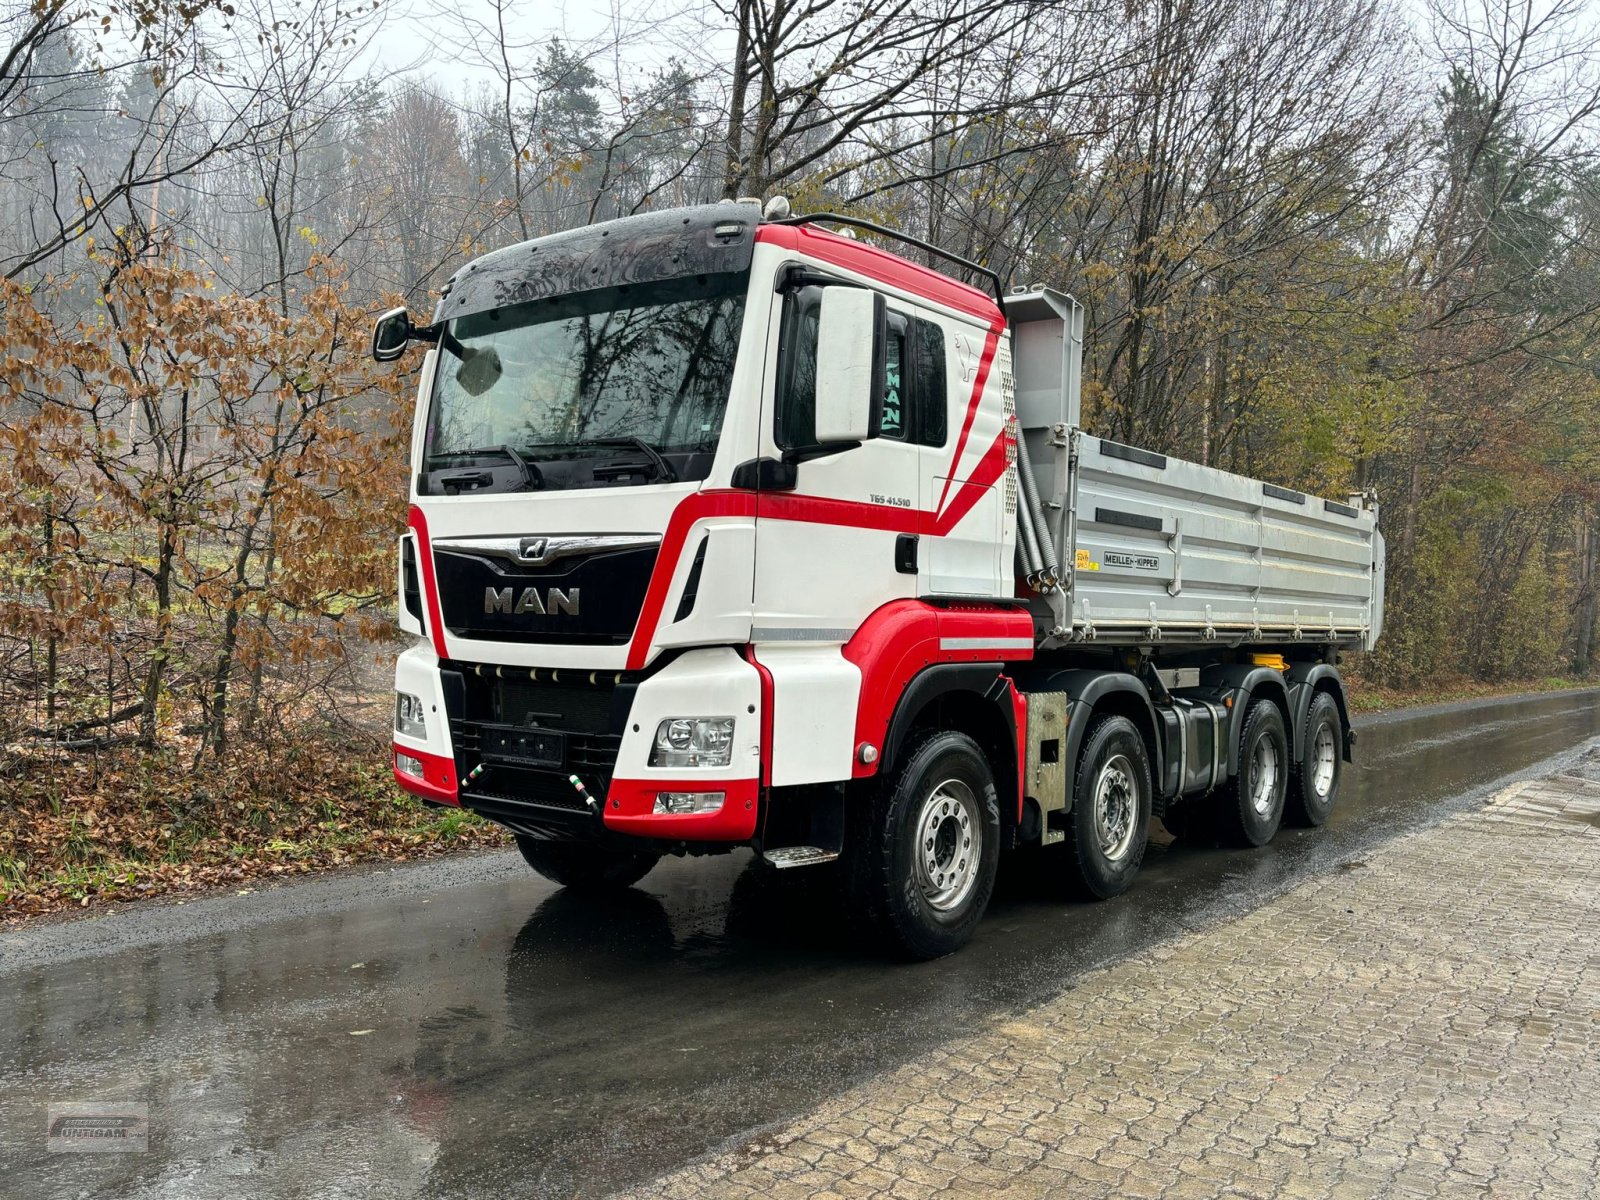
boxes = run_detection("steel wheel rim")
[1093,753,1138,861]
[914,778,981,913]
[1312,722,1337,797]
[1250,735,1280,817]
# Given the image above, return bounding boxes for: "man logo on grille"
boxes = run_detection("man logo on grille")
[485,587,580,616]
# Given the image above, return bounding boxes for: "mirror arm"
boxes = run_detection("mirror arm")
[782,440,862,465]
[431,325,465,362]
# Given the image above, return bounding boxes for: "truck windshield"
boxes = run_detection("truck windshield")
[425,271,748,489]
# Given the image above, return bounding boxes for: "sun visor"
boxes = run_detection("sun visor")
[431,205,759,326]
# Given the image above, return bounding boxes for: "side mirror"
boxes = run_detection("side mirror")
[814,287,886,443]
[371,306,415,362]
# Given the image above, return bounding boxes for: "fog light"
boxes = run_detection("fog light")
[396,752,424,778]
[652,791,726,815]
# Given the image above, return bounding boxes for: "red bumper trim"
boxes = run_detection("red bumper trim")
[393,744,460,805]
[603,776,759,840]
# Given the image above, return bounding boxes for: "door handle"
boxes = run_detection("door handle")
[895,533,919,574]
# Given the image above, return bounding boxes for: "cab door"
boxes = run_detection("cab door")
[750,283,922,638]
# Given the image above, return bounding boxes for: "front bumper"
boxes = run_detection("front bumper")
[391,643,762,842]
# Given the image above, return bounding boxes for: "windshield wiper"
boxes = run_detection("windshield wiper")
[426,444,544,491]
[529,436,678,483]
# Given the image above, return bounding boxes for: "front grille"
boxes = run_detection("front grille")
[434,544,658,645]
[498,676,616,730]
[442,661,634,732]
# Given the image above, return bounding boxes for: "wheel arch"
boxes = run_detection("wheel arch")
[1017,669,1161,815]
[1200,664,1293,773]
[882,664,1019,837]
[1285,662,1354,762]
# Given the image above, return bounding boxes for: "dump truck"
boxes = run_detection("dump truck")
[376,200,1385,959]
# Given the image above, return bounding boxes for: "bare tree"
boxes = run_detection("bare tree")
[0,0,268,282]
[700,0,1129,202]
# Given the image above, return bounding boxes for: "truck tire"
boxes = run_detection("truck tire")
[1066,715,1152,898]
[848,730,1000,960]
[514,836,660,890]
[1219,699,1289,847]
[1288,691,1342,826]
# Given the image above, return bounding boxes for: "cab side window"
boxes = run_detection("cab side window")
[874,313,947,447]
[776,285,823,449]
[913,317,948,447]
[878,318,909,440]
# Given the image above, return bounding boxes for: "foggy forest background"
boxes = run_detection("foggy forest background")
[2,0,1599,766]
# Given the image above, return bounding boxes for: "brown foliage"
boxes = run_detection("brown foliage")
[0,235,409,751]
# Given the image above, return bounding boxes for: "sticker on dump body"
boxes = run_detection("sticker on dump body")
[1074,548,1099,572]
[1104,551,1159,571]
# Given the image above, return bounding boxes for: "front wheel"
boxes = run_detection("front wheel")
[848,730,1001,960]
[514,836,660,891]
[1065,715,1152,898]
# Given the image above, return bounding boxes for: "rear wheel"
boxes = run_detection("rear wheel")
[848,730,1000,960]
[1065,715,1152,898]
[1219,699,1289,847]
[1288,692,1342,826]
[514,836,660,890]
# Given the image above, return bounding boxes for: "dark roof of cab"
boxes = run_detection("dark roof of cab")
[431,204,759,325]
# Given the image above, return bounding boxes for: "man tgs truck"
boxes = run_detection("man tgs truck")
[375,200,1384,959]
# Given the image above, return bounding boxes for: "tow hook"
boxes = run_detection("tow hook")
[568,774,598,810]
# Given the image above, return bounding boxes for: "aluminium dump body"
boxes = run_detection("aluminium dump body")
[1066,436,1383,648]
[1005,288,1385,650]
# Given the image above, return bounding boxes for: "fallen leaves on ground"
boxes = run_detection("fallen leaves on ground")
[0,725,506,926]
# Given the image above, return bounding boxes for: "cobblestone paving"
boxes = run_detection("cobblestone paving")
[624,754,1600,1200]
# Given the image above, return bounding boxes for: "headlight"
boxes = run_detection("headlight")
[649,716,734,768]
[394,691,427,738]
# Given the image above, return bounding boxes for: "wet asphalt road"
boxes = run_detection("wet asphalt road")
[3,690,1599,1199]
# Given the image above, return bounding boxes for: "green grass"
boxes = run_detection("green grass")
[1346,674,1595,714]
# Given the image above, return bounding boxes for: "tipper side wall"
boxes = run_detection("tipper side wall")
[1066,437,1382,648]
[1006,287,1384,651]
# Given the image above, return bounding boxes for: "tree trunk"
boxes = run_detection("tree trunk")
[43,509,57,729]
[721,0,752,198]
[1574,505,1600,674]
[139,517,177,746]
[243,519,281,737]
